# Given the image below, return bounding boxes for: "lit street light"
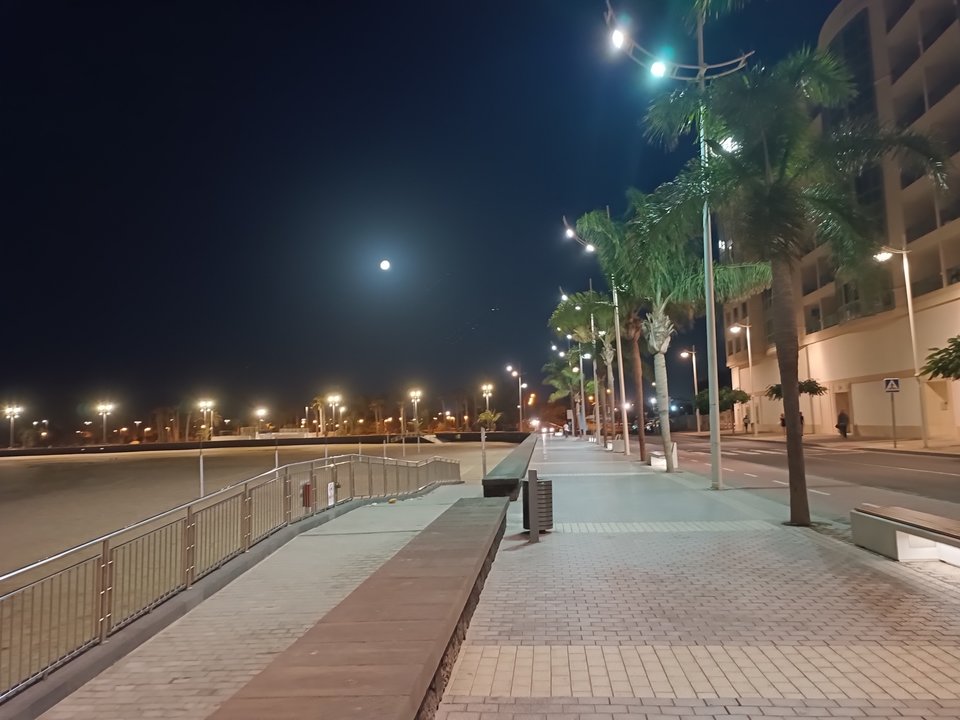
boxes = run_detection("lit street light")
[875,246,928,447]
[604,1,752,487]
[326,394,342,437]
[5,405,22,448]
[505,365,526,431]
[255,407,267,433]
[481,383,493,411]
[379,259,391,271]
[97,403,114,444]
[729,323,757,436]
[409,389,422,452]
[679,349,701,432]
[198,399,215,440]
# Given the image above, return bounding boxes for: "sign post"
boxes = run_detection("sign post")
[480,427,487,478]
[884,378,901,448]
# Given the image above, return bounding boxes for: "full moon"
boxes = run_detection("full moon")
[379,259,391,271]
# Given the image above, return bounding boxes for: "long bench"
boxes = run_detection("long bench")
[481,432,537,499]
[207,496,509,720]
[851,503,960,567]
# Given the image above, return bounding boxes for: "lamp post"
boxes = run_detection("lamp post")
[679,349,701,432]
[875,246,929,447]
[198,400,214,440]
[505,366,526,430]
[96,403,114,444]
[605,2,752,486]
[729,323,757,436]
[557,237,630,455]
[255,407,267,434]
[481,383,493,412]
[409,390,422,451]
[326,394,341,437]
[5,405,22,448]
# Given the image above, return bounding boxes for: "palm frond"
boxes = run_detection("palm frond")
[771,47,855,109]
[645,86,702,150]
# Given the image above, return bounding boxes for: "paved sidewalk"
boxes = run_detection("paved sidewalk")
[438,436,960,719]
[684,430,960,456]
[38,485,478,720]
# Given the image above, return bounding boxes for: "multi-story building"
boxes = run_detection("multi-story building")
[724,0,960,440]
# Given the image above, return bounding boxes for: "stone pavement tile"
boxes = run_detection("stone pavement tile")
[40,489,472,720]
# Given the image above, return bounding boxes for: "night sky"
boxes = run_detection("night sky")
[1,0,837,426]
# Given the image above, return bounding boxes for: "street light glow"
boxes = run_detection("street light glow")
[564,227,576,239]
[680,351,690,358]
[379,259,391,270]
[505,365,512,372]
[874,250,893,262]
[585,243,595,253]
[730,325,743,335]
[409,389,422,400]
[560,293,568,301]
[255,407,267,418]
[611,28,625,50]
[650,60,667,78]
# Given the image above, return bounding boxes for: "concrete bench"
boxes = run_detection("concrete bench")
[482,432,537,500]
[207,496,509,720]
[851,503,960,567]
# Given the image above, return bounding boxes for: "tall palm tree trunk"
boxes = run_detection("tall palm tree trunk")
[605,360,616,439]
[597,376,607,444]
[653,351,675,472]
[771,258,810,525]
[630,333,648,461]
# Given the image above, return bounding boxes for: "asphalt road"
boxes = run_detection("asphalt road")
[0,442,513,575]
[646,433,960,523]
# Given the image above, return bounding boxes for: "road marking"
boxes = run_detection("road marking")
[773,480,788,485]
[723,467,734,472]
[827,458,960,478]
[545,472,650,476]
[745,473,759,478]
[810,488,830,495]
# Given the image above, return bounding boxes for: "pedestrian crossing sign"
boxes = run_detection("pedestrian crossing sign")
[883,378,900,393]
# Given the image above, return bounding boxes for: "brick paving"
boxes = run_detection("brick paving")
[438,437,960,720]
[39,485,475,720]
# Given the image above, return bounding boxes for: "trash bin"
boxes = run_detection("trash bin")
[522,478,554,531]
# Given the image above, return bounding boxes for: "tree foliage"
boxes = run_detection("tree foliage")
[922,336,960,380]
[477,410,502,431]
[695,387,749,415]
[764,379,828,400]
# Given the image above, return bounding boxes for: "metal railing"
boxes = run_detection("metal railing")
[0,453,459,703]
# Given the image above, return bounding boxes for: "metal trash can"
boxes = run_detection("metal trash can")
[522,478,553,531]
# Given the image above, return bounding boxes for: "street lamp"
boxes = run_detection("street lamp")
[605,0,753,487]
[326,394,342,437]
[875,246,928,447]
[729,323,757,436]
[255,407,267,432]
[409,389,422,451]
[96,402,114,444]
[4,405,22,448]
[505,365,526,431]
[558,232,631,456]
[679,349,701,433]
[198,400,215,440]
[481,383,493,411]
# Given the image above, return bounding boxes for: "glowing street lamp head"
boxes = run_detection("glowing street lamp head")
[874,250,893,262]
[558,351,566,358]
[379,259,391,271]
[505,364,513,372]
[97,402,114,415]
[550,344,557,351]
[611,28,626,50]
[511,370,519,378]
[564,227,576,239]
[566,334,573,340]
[650,60,667,78]
[409,389,422,401]
[585,243,596,253]
[560,293,568,302]
[5,405,22,418]
[730,325,743,335]
[255,407,267,419]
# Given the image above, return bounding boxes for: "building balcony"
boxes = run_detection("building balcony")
[906,213,938,243]
[821,293,895,330]
[921,13,957,54]
[886,0,912,32]
[947,264,960,286]
[912,274,944,298]
[890,44,921,84]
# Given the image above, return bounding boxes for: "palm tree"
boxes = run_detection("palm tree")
[577,206,769,471]
[477,410,502,431]
[647,49,947,520]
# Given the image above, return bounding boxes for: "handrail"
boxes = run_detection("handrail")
[0,453,452,584]
[0,453,460,704]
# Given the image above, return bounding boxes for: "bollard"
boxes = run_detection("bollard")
[528,469,539,543]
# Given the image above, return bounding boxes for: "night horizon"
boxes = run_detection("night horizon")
[1,0,836,429]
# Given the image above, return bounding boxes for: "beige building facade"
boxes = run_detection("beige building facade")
[723,0,960,440]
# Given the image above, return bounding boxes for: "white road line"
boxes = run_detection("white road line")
[827,458,960,478]
[773,480,788,485]
[745,473,759,478]
[723,467,734,472]
[809,488,830,496]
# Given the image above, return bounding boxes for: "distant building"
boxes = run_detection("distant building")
[723,0,960,440]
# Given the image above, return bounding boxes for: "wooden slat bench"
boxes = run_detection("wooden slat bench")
[851,503,960,567]
[206,496,508,720]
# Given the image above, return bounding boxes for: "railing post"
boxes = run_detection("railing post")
[184,506,196,588]
[349,460,356,499]
[331,464,339,505]
[242,482,253,551]
[311,461,319,514]
[97,538,113,641]
[282,467,292,525]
